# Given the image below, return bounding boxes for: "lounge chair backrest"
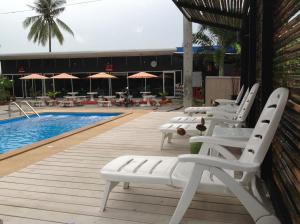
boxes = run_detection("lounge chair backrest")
[240,88,289,166]
[235,85,244,104]
[236,83,259,122]
[235,88,249,115]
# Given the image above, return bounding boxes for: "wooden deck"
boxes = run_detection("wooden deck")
[0,112,253,224]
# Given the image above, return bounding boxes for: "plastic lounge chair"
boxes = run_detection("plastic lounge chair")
[185,87,249,115]
[173,83,258,123]
[215,85,244,105]
[100,87,288,224]
[159,84,259,149]
[185,84,253,115]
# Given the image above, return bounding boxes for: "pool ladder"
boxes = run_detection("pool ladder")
[8,101,40,118]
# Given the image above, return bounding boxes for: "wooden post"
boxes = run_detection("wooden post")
[183,17,193,108]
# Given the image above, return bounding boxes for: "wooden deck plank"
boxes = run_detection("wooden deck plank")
[0,112,254,224]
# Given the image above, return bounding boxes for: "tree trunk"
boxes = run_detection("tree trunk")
[183,17,193,108]
[218,38,225,76]
[48,22,52,52]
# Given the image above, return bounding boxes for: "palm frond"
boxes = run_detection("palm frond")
[23,15,40,28]
[51,0,66,9]
[27,18,43,41]
[38,20,49,46]
[51,21,64,44]
[51,7,65,16]
[192,32,212,46]
[56,18,74,36]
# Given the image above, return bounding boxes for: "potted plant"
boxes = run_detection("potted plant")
[159,91,168,105]
[47,91,60,100]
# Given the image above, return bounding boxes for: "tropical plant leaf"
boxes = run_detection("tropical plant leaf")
[56,18,74,36]
[193,24,239,76]
[52,7,65,16]
[51,21,64,44]
[23,15,40,28]
[39,20,49,46]
[28,18,43,42]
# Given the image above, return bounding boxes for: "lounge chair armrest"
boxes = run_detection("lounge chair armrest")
[215,99,236,106]
[189,136,247,148]
[207,111,236,119]
[205,116,241,124]
[178,154,259,172]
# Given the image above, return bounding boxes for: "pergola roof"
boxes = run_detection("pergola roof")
[173,0,250,30]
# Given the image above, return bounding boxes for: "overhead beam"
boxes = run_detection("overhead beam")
[176,1,244,19]
[191,18,241,31]
[172,0,191,21]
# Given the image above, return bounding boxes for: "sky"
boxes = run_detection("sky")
[0,0,189,54]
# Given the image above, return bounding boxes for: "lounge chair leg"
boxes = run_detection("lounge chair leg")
[169,164,204,224]
[123,182,130,189]
[161,133,167,150]
[167,133,173,143]
[100,181,118,211]
[211,167,280,224]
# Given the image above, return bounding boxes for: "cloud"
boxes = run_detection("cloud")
[75,33,85,44]
[135,25,144,33]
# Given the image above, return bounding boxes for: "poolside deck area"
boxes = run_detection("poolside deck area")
[0,112,253,224]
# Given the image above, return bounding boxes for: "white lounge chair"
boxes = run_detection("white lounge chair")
[185,87,249,115]
[100,87,288,224]
[185,84,256,116]
[171,86,250,122]
[171,83,258,123]
[159,83,259,149]
[215,84,244,105]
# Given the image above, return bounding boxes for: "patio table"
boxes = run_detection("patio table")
[142,95,156,106]
[87,92,98,101]
[140,91,151,96]
[103,96,116,100]
[67,92,78,97]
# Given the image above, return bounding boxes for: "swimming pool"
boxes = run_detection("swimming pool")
[0,112,120,154]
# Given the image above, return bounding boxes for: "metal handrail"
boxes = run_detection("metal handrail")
[21,101,40,117]
[8,102,30,118]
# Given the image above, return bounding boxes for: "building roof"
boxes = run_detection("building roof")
[172,0,250,30]
[0,48,177,60]
[175,46,237,54]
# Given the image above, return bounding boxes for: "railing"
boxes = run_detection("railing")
[8,101,40,118]
[21,101,40,117]
[8,102,30,118]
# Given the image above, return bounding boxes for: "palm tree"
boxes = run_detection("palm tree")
[23,0,74,52]
[193,25,238,76]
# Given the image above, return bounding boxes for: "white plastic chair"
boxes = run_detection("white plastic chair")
[100,87,288,224]
[215,84,244,105]
[159,83,259,149]
[173,87,250,122]
[185,84,252,115]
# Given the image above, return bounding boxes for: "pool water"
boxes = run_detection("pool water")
[0,112,120,154]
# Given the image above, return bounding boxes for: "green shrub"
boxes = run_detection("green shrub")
[0,76,12,102]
